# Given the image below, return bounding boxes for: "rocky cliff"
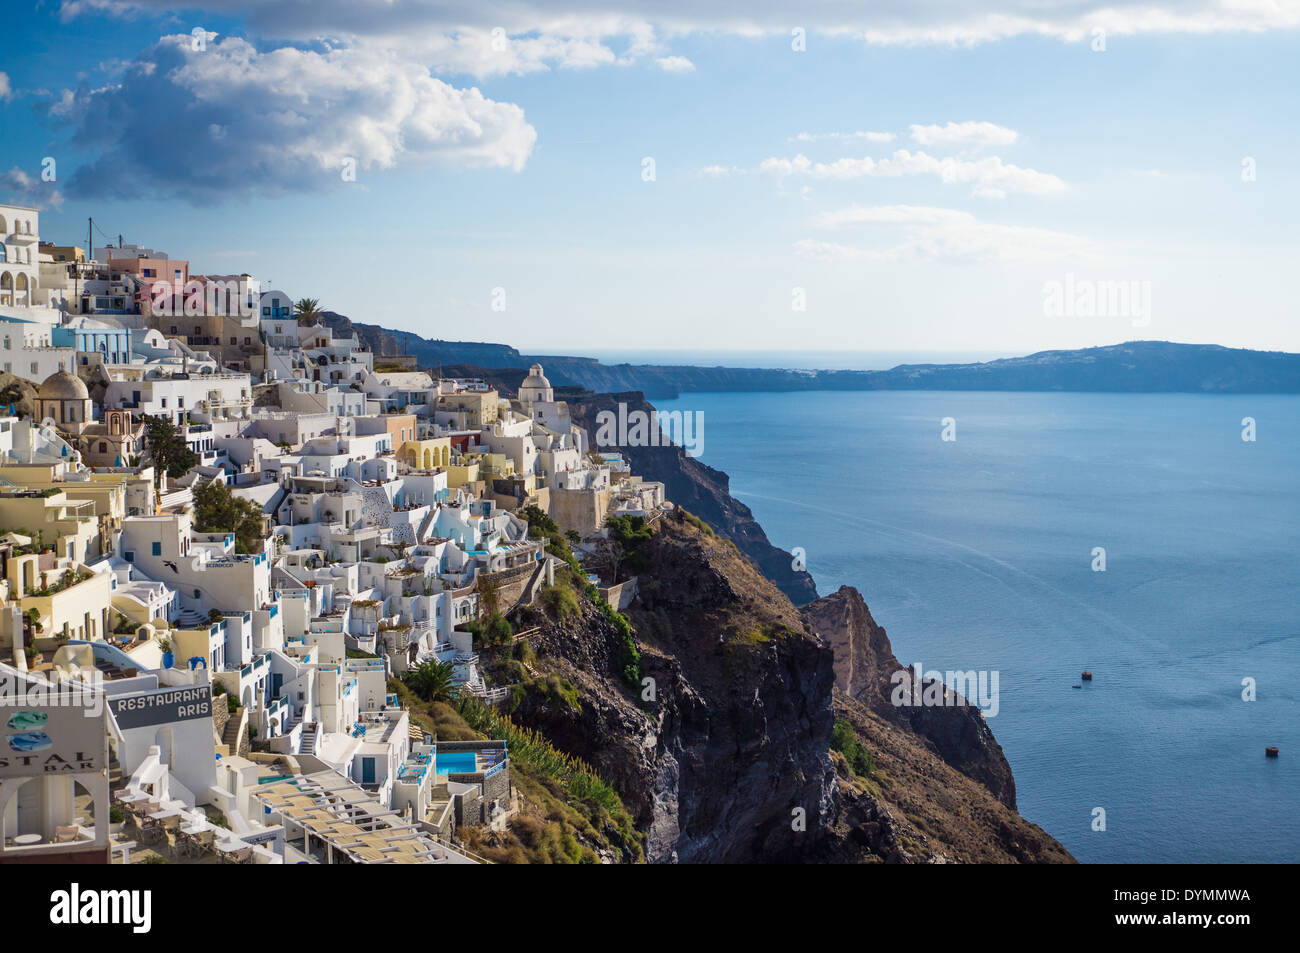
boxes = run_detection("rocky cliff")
[508,513,835,862]
[499,513,1071,863]
[802,585,1017,810]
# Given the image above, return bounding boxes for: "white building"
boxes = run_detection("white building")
[0,204,46,312]
[104,367,253,426]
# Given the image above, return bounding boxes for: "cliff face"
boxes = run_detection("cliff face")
[568,391,820,606]
[505,514,1072,863]
[801,586,1017,810]
[511,513,836,862]
[820,690,1074,864]
[319,312,525,369]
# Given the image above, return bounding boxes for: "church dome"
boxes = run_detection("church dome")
[38,368,89,401]
[521,363,550,389]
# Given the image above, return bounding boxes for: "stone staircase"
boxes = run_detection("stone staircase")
[299,721,320,757]
[175,606,208,629]
[222,705,248,758]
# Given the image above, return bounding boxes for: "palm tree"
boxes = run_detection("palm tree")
[404,660,458,703]
[294,297,324,325]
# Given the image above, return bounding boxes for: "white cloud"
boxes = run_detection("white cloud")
[0,72,11,102]
[656,55,695,72]
[797,203,1092,263]
[758,149,1067,197]
[388,28,627,77]
[0,166,64,209]
[65,2,1300,78]
[792,130,897,143]
[909,121,1018,150]
[55,35,536,202]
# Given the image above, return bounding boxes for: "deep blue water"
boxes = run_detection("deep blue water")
[654,390,1299,863]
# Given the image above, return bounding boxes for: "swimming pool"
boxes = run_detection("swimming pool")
[435,752,478,775]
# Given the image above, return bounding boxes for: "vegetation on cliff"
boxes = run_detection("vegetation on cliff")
[390,680,643,864]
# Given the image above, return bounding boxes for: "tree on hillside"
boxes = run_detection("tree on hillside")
[404,659,458,703]
[602,514,652,580]
[294,298,324,325]
[142,415,198,482]
[193,480,266,554]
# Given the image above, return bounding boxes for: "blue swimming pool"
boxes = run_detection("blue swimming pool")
[435,752,478,775]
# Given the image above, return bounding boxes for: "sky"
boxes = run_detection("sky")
[1,1,1298,357]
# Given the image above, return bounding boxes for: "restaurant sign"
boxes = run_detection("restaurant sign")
[109,685,212,731]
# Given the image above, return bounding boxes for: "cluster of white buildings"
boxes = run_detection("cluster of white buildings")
[0,204,667,865]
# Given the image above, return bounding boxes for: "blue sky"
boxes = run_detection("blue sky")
[2,1,1298,356]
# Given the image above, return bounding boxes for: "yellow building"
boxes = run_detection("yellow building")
[400,437,452,471]
[0,486,102,564]
[41,243,86,263]
[469,451,515,481]
[7,550,113,643]
[436,390,499,429]
[445,460,481,489]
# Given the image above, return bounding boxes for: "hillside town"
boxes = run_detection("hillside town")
[0,202,667,865]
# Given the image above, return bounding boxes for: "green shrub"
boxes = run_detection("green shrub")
[606,514,652,575]
[540,584,579,623]
[514,638,537,667]
[831,719,877,778]
[478,611,513,645]
[679,509,715,537]
[585,587,641,688]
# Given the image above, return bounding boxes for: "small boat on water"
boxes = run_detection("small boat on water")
[1081,671,1093,681]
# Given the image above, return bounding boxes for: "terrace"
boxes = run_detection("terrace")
[252,771,476,864]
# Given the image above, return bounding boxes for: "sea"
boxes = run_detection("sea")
[652,385,1300,864]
